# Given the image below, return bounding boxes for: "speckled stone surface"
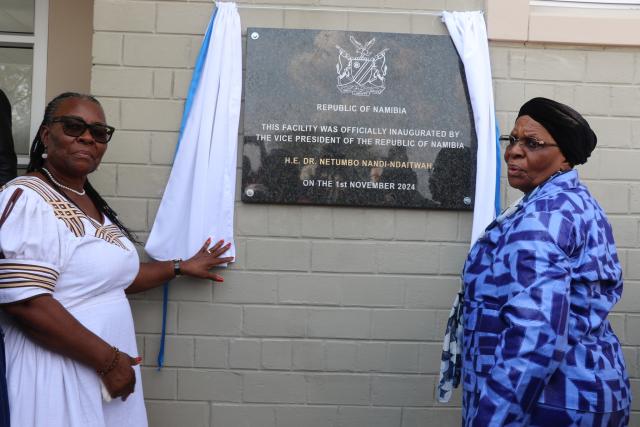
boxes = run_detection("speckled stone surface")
[242,28,476,210]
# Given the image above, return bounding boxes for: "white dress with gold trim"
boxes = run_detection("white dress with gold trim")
[0,176,147,427]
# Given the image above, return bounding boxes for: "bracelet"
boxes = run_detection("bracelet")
[173,259,182,277]
[97,346,120,377]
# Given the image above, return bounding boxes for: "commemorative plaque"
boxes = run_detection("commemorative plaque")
[241,28,476,209]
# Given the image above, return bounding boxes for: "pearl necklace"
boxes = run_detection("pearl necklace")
[42,167,86,196]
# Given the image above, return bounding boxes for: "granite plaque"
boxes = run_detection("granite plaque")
[242,28,476,209]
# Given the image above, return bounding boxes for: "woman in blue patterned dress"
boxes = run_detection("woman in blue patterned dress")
[461,98,630,426]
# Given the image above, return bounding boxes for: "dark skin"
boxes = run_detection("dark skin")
[2,97,233,401]
[505,115,571,193]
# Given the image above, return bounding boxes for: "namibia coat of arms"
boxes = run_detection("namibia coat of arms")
[336,36,388,96]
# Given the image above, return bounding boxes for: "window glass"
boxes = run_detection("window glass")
[0,0,35,34]
[0,46,33,154]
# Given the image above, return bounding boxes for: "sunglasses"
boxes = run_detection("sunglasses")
[49,116,115,144]
[499,134,559,152]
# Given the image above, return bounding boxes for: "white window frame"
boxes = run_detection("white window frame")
[0,0,49,163]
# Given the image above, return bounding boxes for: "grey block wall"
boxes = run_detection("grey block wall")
[90,0,640,425]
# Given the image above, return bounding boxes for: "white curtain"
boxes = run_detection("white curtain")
[442,11,498,245]
[146,2,241,262]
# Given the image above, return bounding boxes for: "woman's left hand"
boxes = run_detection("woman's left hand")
[179,238,234,282]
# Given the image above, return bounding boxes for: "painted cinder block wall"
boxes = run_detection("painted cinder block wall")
[89,0,640,425]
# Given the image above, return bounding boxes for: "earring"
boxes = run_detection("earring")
[42,146,48,159]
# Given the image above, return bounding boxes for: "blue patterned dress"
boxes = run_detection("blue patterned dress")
[462,170,630,427]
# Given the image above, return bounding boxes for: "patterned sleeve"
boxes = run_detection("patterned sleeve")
[469,211,573,426]
[0,187,68,304]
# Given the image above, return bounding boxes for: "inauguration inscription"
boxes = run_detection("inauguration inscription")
[242,28,476,209]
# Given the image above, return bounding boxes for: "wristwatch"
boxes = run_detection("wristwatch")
[173,259,182,276]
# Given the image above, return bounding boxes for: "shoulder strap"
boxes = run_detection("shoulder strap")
[0,187,22,228]
[0,187,23,258]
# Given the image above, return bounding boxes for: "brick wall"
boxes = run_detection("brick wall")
[90,0,640,426]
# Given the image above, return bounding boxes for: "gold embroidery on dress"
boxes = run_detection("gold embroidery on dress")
[0,261,59,292]
[10,178,85,237]
[4,177,129,250]
[95,224,128,251]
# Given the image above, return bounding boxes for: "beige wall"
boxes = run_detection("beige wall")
[486,0,640,46]
[46,0,93,101]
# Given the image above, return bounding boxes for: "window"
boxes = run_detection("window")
[0,1,36,33]
[0,0,49,159]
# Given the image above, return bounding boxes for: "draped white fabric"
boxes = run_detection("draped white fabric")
[146,2,241,262]
[442,11,498,246]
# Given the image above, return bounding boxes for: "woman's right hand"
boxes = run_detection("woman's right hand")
[101,350,141,401]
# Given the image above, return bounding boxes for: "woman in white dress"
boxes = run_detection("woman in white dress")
[0,92,233,427]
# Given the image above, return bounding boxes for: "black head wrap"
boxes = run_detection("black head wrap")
[517,97,597,166]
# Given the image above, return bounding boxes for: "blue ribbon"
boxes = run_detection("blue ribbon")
[156,282,170,369]
[177,7,218,146]
[157,6,219,370]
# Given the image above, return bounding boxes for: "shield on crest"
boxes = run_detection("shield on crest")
[336,36,388,96]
